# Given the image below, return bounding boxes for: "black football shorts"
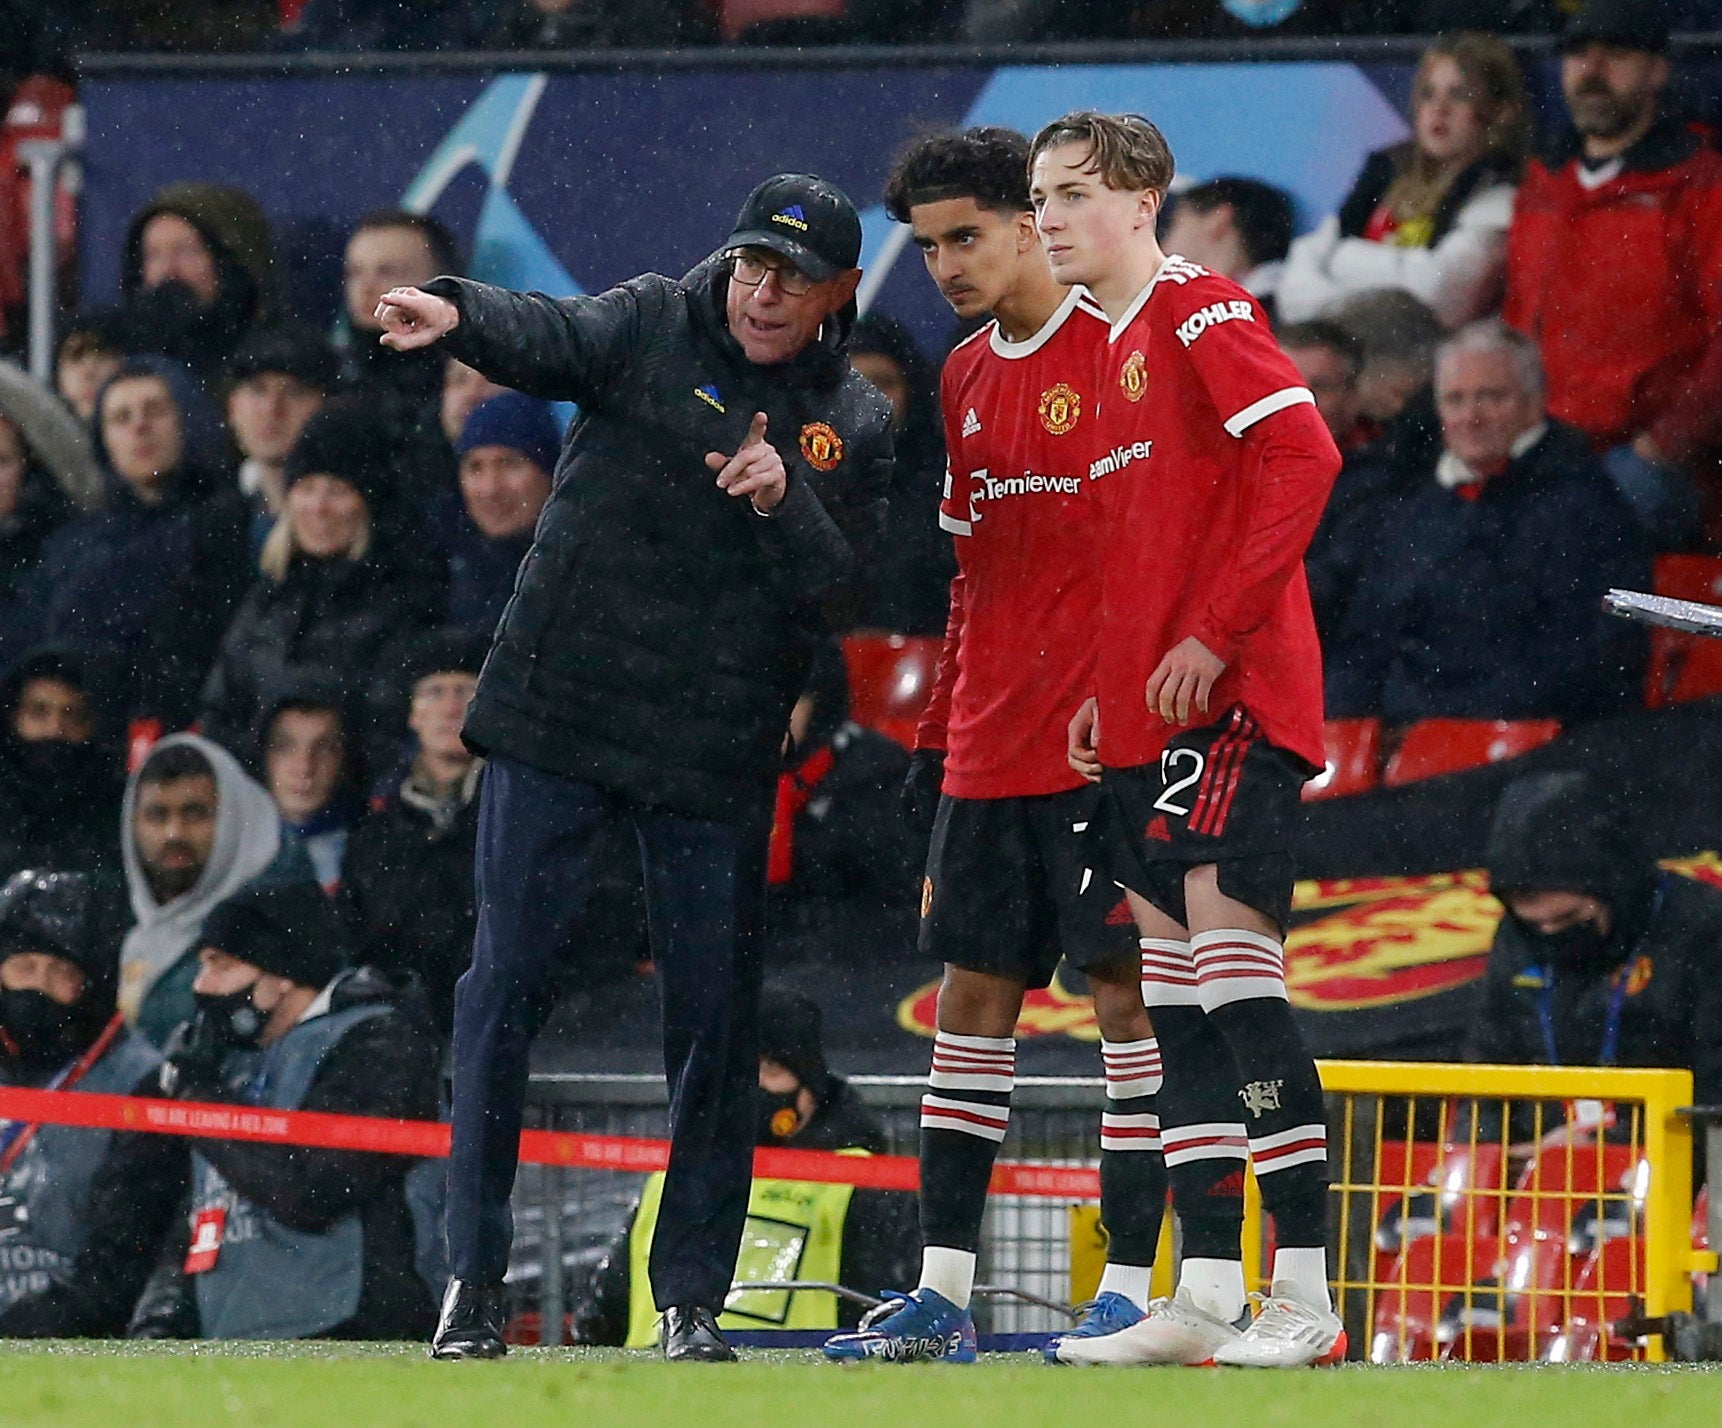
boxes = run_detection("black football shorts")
[919,784,1139,988]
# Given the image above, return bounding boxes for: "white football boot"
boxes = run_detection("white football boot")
[1211,1286,1347,1367]
[1053,1287,1247,1366]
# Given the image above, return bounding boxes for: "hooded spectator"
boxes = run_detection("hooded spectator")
[848,313,953,636]
[339,627,487,1034]
[0,645,123,882]
[1470,770,1722,1140]
[197,400,444,757]
[1325,320,1649,724]
[115,183,274,387]
[118,733,314,1048]
[445,392,557,632]
[1282,32,1529,329]
[0,869,185,1338]
[132,880,439,1343]
[255,672,368,894]
[39,360,219,684]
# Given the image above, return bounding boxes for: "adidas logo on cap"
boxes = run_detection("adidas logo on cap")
[772,205,810,232]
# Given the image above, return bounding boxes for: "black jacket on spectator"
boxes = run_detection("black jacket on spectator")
[423,258,890,827]
[1324,420,1649,725]
[130,968,440,1342]
[198,542,442,761]
[850,312,953,637]
[436,489,530,635]
[0,646,124,883]
[338,765,480,1036]
[0,459,67,676]
[768,720,917,968]
[1468,771,1722,1115]
[1305,441,1418,642]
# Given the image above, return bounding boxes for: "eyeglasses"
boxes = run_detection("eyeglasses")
[728,251,816,297]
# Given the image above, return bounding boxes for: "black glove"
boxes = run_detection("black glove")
[902,749,946,845]
[157,1013,226,1100]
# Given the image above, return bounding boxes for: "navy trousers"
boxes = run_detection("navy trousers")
[445,754,766,1311]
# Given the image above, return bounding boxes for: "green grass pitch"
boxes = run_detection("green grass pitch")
[4,1342,1721,1428]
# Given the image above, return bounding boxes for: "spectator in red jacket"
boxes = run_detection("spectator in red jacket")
[1503,0,1722,548]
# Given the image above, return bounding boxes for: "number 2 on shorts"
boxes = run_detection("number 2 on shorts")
[1154,746,1206,817]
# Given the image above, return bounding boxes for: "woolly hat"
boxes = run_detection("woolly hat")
[455,392,561,477]
[283,398,397,516]
[228,322,339,393]
[199,880,347,991]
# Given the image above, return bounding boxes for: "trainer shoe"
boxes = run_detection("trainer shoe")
[1211,1286,1347,1367]
[821,1288,978,1363]
[1043,1292,1148,1363]
[1052,1287,1247,1366]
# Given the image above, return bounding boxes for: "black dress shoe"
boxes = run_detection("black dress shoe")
[658,1305,737,1362]
[430,1278,508,1360]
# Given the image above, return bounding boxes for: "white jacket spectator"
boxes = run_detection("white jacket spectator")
[1280,32,1529,329]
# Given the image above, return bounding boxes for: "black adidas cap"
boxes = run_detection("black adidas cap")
[1561,0,1670,54]
[724,173,862,284]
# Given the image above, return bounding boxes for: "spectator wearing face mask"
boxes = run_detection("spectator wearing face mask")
[572,984,919,1346]
[0,645,123,883]
[1469,771,1722,1134]
[0,869,184,1339]
[130,881,439,1342]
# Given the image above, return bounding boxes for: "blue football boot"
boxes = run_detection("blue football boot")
[822,1288,978,1363]
[1042,1291,1149,1363]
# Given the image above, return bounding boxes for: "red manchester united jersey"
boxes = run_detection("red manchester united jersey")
[917,287,1109,799]
[1091,256,1339,774]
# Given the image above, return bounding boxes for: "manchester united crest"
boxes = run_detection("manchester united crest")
[798,421,844,471]
[1038,382,1082,435]
[1120,350,1147,403]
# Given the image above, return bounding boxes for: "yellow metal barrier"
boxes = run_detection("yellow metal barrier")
[1251,1061,1696,1364]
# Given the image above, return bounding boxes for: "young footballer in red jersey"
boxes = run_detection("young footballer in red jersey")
[824,128,1192,1366]
[1030,112,1345,1368]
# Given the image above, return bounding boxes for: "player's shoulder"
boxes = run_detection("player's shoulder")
[1148,258,1270,348]
[941,320,998,388]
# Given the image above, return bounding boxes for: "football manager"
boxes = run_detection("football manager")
[374,174,891,1364]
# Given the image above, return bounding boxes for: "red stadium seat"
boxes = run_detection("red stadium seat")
[1370,1232,1506,1363]
[1302,718,1381,801]
[1553,1237,1646,1362]
[1380,718,1561,787]
[1645,555,1722,707]
[841,634,941,749]
[715,0,845,41]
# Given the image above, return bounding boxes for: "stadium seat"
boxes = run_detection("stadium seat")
[1644,554,1722,707]
[841,634,941,749]
[715,0,845,42]
[1370,1232,1505,1363]
[1552,1236,1645,1362]
[1380,718,1562,787]
[1302,718,1381,801]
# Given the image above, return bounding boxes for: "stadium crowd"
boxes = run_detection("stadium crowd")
[0,0,1717,1348]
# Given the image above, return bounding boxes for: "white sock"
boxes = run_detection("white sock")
[918,1245,977,1309]
[1178,1257,1245,1322]
[1271,1247,1331,1310]
[1096,1262,1153,1311]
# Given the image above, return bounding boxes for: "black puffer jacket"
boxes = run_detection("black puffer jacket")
[198,547,443,760]
[423,257,891,827]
